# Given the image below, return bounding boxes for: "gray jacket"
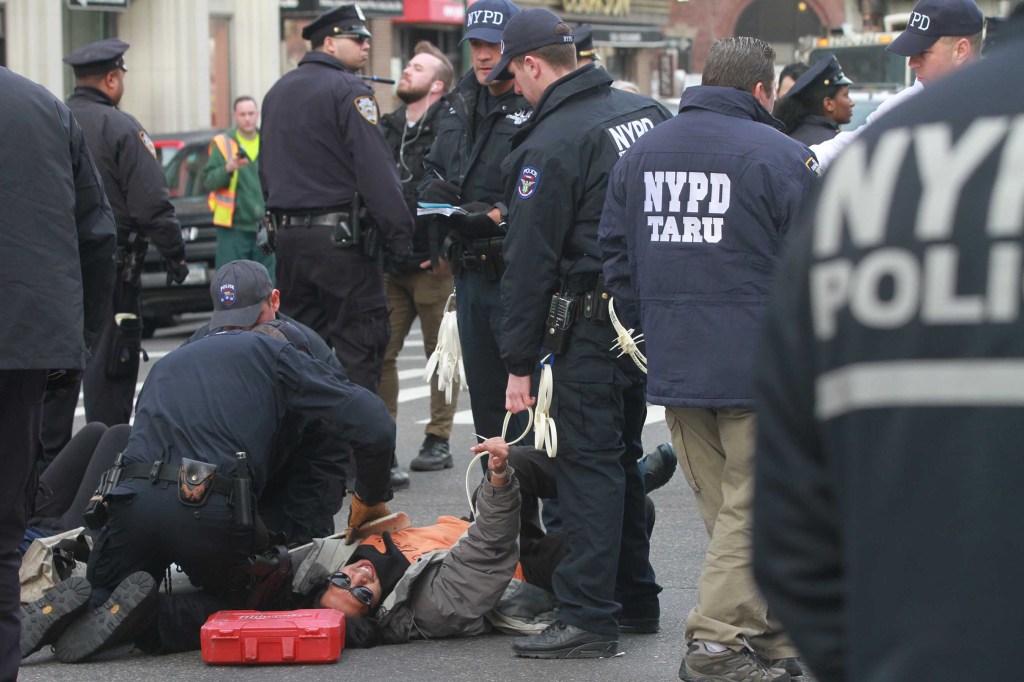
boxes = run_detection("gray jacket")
[293,476,522,642]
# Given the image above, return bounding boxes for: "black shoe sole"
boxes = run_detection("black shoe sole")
[20,576,92,658]
[54,571,158,663]
[409,457,453,472]
[514,639,619,659]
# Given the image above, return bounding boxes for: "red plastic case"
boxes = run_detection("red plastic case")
[201,609,345,665]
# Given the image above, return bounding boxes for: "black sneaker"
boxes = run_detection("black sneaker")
[54,571,159,663]
[390,466,411,490]
[20,576,92,658]
[410,435,453,471]
[512,620,618,659]
[641,443,677,493]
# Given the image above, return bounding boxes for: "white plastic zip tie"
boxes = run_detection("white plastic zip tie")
[423,292,465,404]
[609,297,647,374]
[533,356,557,458]
[463,404,537,514]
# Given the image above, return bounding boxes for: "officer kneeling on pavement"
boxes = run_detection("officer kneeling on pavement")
[20,322,397,663]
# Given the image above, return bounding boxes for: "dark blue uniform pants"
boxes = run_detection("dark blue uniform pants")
[0,370,45,682]
[548,319,660,636]
[86,483,254,609]
[275,226,389,392]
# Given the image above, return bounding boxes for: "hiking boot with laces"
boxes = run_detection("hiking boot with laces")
[756,654,803,678]
[679,641,791,682]
[410,434,453,471]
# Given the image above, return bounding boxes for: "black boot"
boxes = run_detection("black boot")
[55,571,159,663]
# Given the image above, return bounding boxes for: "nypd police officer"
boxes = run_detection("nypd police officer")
[260,4,414,392]
[418,0,533,462]
[773,53,855,146]
[493,9,670,658]
[41,39,188,467]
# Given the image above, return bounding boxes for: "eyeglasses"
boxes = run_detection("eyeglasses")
[338,34,370,44]
[328,571,375,608]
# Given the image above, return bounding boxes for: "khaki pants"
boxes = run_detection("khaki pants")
[666,406,796,659]
[377,270,457,440]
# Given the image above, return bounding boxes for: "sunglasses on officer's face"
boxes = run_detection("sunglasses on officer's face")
[328,571,375,607]
[339,34,370,44]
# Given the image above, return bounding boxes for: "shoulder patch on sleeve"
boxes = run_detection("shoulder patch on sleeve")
[354,95,380,125]
[139,130,157,159]
[805,155,821,176]
[517,166,539,199]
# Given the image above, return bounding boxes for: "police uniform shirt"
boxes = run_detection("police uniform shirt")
[499,65,670,376]
[66,87,184,260]
[259,51,413,256]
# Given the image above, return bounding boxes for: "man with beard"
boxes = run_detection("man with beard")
[378,42,457,483]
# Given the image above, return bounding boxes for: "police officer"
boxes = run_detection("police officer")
[492,9,670,659]
[1,65,116,682]
[260,4,414,393]
[184,260,353,544]
[574,24,601,66]
[416,0,533,467]
[22,325,396,663]
[753,9,1024,680]
[774,54,855,146]
[41,39,188,467]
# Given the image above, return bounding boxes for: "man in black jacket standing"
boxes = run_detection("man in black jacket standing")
[754,8,1024,682]
[41,39,188,469]
[260,4,415,393]
[0,66,116,682]
[379,42,458,479]
[419,0,533,466]
[494,9,669,659]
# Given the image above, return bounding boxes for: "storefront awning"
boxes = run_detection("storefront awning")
[592,25,665,48]
[393,0,464,24]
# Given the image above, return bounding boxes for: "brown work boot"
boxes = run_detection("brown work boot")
[345,494,391,544]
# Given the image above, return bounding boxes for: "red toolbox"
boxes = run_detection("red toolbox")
[201,609,345,665]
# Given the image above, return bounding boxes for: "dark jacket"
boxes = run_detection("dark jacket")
[500,65,670,376]
[599,86,818,407]
[382,99,447,257]
[1,68,116,369]
[753,30,1024,682]
[424,70,532,206]
[120,331,393,506]
[260,51,413,257]
[790,114,840,146]
[66,86,184,260]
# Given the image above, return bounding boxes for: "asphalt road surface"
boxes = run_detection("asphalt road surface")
[20,314,814,682]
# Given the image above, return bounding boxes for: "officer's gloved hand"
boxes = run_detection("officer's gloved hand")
[166,259,189,285]
[419,177,462,205]
[449,202,503,240]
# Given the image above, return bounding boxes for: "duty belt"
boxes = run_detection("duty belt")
[564,274,610,322]
[121,461,234,497]
[277,211,348,229]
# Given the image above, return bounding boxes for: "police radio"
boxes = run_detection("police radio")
[542,293,576,354]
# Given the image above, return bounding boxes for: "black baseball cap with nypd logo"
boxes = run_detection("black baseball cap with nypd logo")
[461,0,521,45]
[302,3,371,46]
[209,260,274,329]
[485,8,574,83]
[887,0,984,57]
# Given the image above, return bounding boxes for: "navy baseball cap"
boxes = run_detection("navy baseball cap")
[786,53,852,100]
[888,0,984,56]
[462,0,520,45]
[209,260,274,329]
[485,8,574,83]
[63,39,129,76]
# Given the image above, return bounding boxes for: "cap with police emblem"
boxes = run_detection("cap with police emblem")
[786,53,852,101]
[575,24,600,62]
[887,0,984,57]
[462,0,521,45]
[302,4,371,47]
[209,260,274,329]
[63,39,129,77]
[485,8,574,83]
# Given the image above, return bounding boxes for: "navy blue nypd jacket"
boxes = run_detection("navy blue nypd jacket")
[599,86,818,408]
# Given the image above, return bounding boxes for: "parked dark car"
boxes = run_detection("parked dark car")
[141,130,219,335]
